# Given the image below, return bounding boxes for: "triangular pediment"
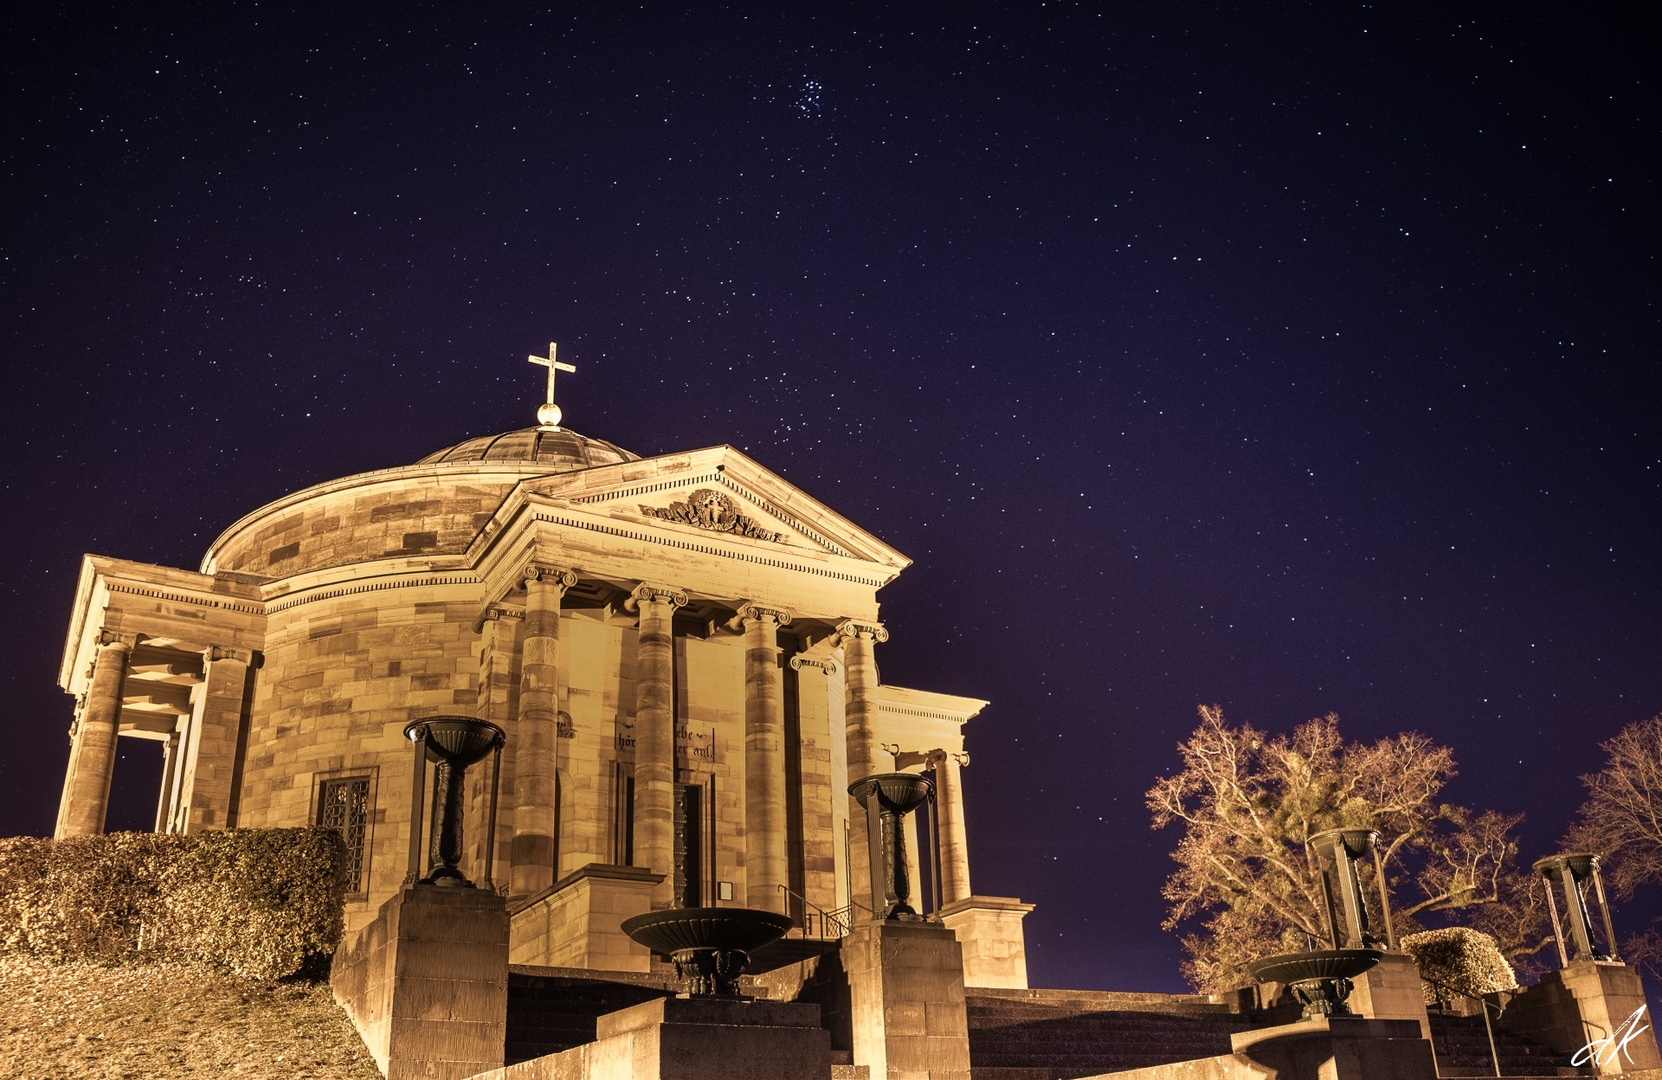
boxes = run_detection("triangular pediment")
[511,444,911,569]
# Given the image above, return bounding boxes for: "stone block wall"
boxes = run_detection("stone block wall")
[213,475,523,577]
[509,864,660,972]
[243,584,483,927]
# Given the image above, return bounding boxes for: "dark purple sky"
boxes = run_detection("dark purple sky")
[4,5,1658,993]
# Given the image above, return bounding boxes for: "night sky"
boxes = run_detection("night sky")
[4,5,1658,994]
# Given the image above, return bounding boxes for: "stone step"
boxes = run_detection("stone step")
[504,970,677,1065]
[1427,1014,1587,1077]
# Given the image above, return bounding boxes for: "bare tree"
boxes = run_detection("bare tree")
[1149,705,1545,992]
[1567,713,1662,979]
[1569,713,1662,899]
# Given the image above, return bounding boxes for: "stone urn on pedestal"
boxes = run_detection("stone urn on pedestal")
[403,716,505,889]
[849,771,934,920]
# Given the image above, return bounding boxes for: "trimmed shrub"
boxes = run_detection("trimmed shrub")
[1403,926,1519,1006]
[0,828,347,979]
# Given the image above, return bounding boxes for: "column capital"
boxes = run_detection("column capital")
[789,654,838,675]
[97,631,140,651]
[736,602,792,628]
[523,565,578,591]
[834,619,888,645]
[627,583,688,611]
[925,748,970,769]
[203,645,253,665]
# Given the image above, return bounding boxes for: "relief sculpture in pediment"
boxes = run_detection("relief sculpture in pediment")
[640,488,784,543]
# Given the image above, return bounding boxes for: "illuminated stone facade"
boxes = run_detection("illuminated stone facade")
[52,421,1030,987]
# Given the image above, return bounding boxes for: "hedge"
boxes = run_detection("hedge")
[0,828,347,979]
[1402,926,1518,1005]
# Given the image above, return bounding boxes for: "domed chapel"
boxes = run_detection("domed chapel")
[51,347,1032,987]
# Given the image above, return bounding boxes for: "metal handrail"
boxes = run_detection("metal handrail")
[1419,972,1509,1078]
[776,884,872,941]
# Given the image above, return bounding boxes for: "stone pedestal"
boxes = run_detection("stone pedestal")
[1348,952,1431,1040]
[331,884,510,1080]
[1501,960,1661,1074]
[843,919,971,1080]
[510,863,664,972]
[936,895,1034,989]
[482,996,833,1080]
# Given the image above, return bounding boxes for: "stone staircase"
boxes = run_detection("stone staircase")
[505,966,1585,1079]
[1426,1012,1585,1077]
[966,987,1260,1080]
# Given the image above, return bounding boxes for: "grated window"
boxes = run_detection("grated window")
[318,777,371,893]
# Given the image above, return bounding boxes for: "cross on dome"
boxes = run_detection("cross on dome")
[528,343,576,430]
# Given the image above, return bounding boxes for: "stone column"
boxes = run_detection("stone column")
[57,633,136,838]
[54,697,87,838]
[929,750,973,904]
[631,583,686,909]
[153,728,182,833]
[511,566,576,900]
[179,646,252,833]
[473,606,522,880]
[740,603,791,912]
[838,619,887,917]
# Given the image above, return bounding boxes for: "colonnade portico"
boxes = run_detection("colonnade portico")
[492,566,895,920]
[53,558,264,844]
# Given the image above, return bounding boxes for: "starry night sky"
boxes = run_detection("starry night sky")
[3,4,1658,993]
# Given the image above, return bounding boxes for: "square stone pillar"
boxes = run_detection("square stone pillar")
[493,996,833,1080]
[508,863,663,972]
[843,919,971,1080]
[1348,952,1432,1040]
[331,884,510,1080]
[1501,960,1661,1074]
[936,895,1034,989]
[178,647,250,832]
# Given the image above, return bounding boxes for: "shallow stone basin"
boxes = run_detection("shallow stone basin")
[621,907,794,996]
[1247,948,1382,1020]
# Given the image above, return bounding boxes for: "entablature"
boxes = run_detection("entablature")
[60,555,266,694]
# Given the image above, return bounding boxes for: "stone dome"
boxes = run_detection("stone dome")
[203,426,641,578]
[416,426,638,470]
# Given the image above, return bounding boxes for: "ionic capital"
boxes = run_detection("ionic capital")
[524,565,578,592]
[737,602,792,628]
[834,619,888,645]
[925,748,970,769]
[789,655,838,675]
[97,631,140,652]
[627,583,688,611]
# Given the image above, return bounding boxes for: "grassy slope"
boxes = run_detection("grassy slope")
[2,956,382,1080]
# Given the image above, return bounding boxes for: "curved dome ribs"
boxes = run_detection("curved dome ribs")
[417,427,638,470]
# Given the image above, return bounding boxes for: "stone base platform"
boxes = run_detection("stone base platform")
[470,995,837,1080]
